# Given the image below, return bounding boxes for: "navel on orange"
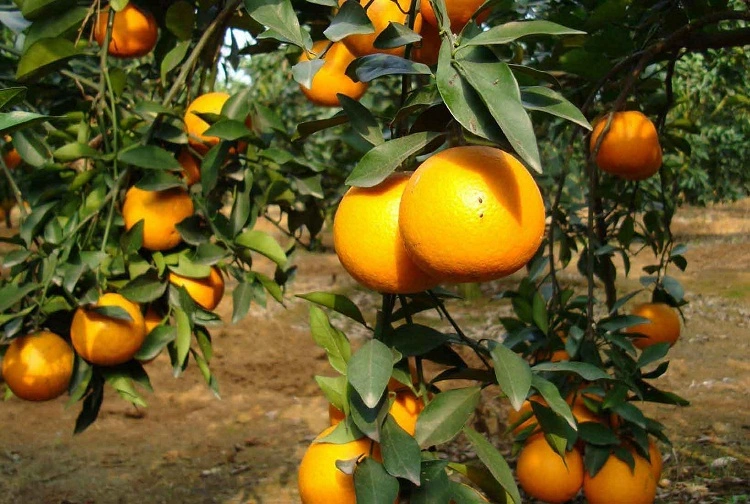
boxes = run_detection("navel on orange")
[94,3,158,59]
[333,173,438,294]
[590,111,662,180]
[399,146,546,283]
[1,331,74,401]
[122,186,194,251]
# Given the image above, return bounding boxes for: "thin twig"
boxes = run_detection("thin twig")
[426,290,491,368]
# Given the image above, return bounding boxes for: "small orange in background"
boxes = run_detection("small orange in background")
[339,0,422,57]
[583,450,657,504]
[122,185,194,251]
[298,41,369,107]
[516,435,584,504]
[333,172,439,294]
[590,110,662,180]
[168,266,225,311]
[1,331,74,401]
[94,3,158,59]
[398,146,546,283]
[2,148,21,170]
[298,425,381,504]
[626,302,681,349]
[177,149,201,186]
[70,293,147,366]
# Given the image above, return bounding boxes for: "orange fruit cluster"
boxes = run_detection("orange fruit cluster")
[333,146,546,293]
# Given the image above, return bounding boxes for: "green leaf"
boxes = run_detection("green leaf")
[347,339,393,408]
[637,342,670,368]
[120,271,168,303]
[463,427,521,504]
[309,305,351,374]
[578,422,619,446]
[339,95,384,146]
[532,361,613,381]
[381,415,422,485]
[16,37,80,82]
[662,275,684,302]
[89,305,132,322]
[134,325,176,361]
[74,373,104,434]
[53,142,101,162]
[0,111,51,136]
[415,386,480,448]
[411,459,451,503]
[347,54,432,83]
[315,375,348,411]
[22,0,75,20]
[118,144,181,170]
[235,229,288,268]
[531,375,576,430]
[203,119,254,141]
[521,86,591,130]
[135,171,184,191]
[463,20,585,46]
[345,131,443,187]
[324,0,374,41]
[374,22,420,49]
[292,59,326,90]
[584,444,611,478]
[161,39,191,84]
[449,481,496,503]
[353,457,400,504]
[296,291,367,326]
[243,0,311,49]
[455,48,541,172]
[0,283,39,312]
[231,281,253,323]
[293,112,349,141]
[488,341,532,411]
[382,323,451,356]
[174,308,192,371]
[103,368,147,407]
[23,7,87,51]
[531,292,548,333]
[165,1,196,40]
[0,87,27,110]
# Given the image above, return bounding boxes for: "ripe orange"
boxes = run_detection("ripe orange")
[143,307,163,334]
[122,186,194,251]
[570,395,606,425]
[339,0,422,57]
[94,3,158,59]
[184,92,230,153]
[168,266,225,311]
[583,450,657,504]
[177,149,201,186]
[420,0,487,31]
[648,439,663,482]
[328,389,424,435]
[1,331,74,401]
[517,435,584,504]
[626,302,681,349]
[333,172,438,294]
[411,21,440,66]
[299,41,369,107]
[507,396,545,435]
[329,402,346,426]
[399,146,546,283]
[590,111,662,180]
[298,425,381,504]
[70,293,147,366]
[2,148,21,170]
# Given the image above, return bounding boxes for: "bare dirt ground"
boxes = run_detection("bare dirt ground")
[1,199,749,504]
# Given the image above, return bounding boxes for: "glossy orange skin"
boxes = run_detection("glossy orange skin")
[299,41,369,107]
[627,302,681,349]
[590,111,662,180]
[2,331,74,401]
[122,186,194,251]
[339,0,422,57]
[583,451,657,504]
[183,92,230,152]
[399,146,546,283]
[420,0,488,31]
[70,293,147,366]
[517,436,585,504]
[168,266,225,311]
[94,4,158,59]
[333,173,439,294]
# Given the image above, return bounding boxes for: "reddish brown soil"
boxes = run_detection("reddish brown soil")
[0,200,748,504]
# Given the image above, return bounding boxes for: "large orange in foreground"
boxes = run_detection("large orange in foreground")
[626,302,681,349]
[299,41,369,107]
[122,186,194,251]
[70,293,147,366]
[298,425,381,504]
[583,451,657,504]
[168,266,225,311]
[339,0,422,57]
[1,331,74,401]
[399,146,546,283]
[590,111,662,180]
[94,4,158,59]
[517,436,584,504]
[333,173,438,294]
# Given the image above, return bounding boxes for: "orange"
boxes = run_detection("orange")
[328,390,424,435]
[399,146,546,283]
[177,149,201,186]
[583,450,657,504]
[298,425,381,504]
[168,266,225,311]
[507,396,545,435]
[648,439,663,482]
[70,293,147,366]
[94,4,158,59]
[420,0,487,31]
[333,172,438,294]
[590,111,662,180]
[2,148,21,170]
[626,302,681,349]
[299,41,369,107]
[329,402,346,426]
[122,186,194,251]
[143,307,163,334]
[184,92,231,152]
[412,21,440,66]
[339,0,422,57]
[570,395,606,425]
[1,331,74,401]
[516,435,584,504]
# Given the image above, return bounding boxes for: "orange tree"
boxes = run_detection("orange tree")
[1,0,749,502]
